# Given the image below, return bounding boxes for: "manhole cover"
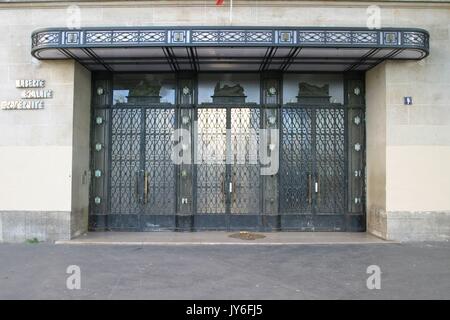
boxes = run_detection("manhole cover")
[229,231,266,240]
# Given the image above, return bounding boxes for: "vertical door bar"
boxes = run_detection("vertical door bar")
[225,106,232,218]
[311,108,317,215]
[140,107,146,210]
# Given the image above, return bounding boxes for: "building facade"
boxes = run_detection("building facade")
[0,0,449,242]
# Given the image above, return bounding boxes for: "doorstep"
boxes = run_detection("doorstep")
[55,231,395,245]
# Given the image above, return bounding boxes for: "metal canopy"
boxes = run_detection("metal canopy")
[31,26,429,72]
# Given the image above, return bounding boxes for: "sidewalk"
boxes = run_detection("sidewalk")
[0,241,448,299]
[56,231,391,246]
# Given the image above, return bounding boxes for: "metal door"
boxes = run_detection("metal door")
[314,108,346,214]
[196,108,228,215]
[142,108,176,215]
[110,108,143,217]
[279,107,314,214]
[279,105,347,230]
[109,105,176,230]
[230,108,261,215]
[195,106,261,229]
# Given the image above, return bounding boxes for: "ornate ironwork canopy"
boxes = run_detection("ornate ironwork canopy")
[31,26,429,72]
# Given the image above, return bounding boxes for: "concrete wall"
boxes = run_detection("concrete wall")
[71,63,91,238]
[366,24,450,240]
[0,6,92,240]
[0,58,91,241]
[0,1,449,241]
[366,63,388,239]
[0,59,76,242]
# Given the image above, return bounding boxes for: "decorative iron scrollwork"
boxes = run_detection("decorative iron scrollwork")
[31,27,429,59]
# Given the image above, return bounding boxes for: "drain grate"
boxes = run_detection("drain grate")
[229,231,266,240]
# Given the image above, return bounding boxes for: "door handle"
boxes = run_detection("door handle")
[220,173,225,196]
[229,172,235,193]
[231,173,237,203]
[308,174,312,205]
[316,175,320,204]
[144,171,149,204]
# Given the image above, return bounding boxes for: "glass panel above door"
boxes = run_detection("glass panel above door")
[113,73,176,105]
[283,74,344,105]
[198,73,261,104]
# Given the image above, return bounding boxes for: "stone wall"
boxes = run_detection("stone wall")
[0,56,77,241]
[365,6,450,240]
[70,63,91,238]
[366,63,388,240]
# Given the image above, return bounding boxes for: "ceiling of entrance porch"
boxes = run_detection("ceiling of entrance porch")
[33,46,427,72]
[31,27,429,72]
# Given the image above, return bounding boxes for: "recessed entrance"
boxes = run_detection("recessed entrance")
[89,72,366,232]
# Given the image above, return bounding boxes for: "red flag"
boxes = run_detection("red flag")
[216,0,224,5]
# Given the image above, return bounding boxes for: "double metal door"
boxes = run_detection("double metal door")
[109,106,176,226]
[106,104,348,231]
[195,107,261,222]
[279,106,346,225]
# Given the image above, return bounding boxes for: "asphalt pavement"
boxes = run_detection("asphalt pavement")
[0,242,449,299]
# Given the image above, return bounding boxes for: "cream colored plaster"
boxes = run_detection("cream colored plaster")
[0,146,73,211]
[70,62,91,237]
[0,50,76,212]
[386,146,450,212]
[366,62,387,212]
